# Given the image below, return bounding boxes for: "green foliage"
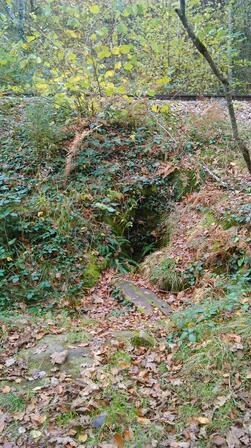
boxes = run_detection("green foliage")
[0,0,250,104]
[170,274,250,344]
[0,99,180,308]
[151,258,204,292]
[0,392,26,413]
[24,101,66,157]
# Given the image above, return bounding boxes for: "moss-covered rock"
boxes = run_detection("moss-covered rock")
[131,331,156,348]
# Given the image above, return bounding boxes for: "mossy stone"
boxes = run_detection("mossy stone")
[131,331,156,348]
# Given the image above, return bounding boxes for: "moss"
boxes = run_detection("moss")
[200,211,216,227]
[83,253,104,288]
[131,331,156,348]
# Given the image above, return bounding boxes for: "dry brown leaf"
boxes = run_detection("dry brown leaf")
[0,416,6,434]
[212,435,226,446]
[157,163,176,178]
[2,386,11,394]
[196,416,210,425]
[136,416,151,425]
[5,358,16,367]
[30,414,47,425]
[124,429,133,441]
[114,433,125,448]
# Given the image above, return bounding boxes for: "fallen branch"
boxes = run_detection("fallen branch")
[64,125,101,180]
[201,164,234,190]
[175,0,251,174]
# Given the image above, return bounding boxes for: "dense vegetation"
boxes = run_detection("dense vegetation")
[0,1,250,447]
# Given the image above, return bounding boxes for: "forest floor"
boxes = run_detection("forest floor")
[0,98,251,448]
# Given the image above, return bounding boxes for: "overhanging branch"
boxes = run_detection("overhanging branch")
[175,0,251,174]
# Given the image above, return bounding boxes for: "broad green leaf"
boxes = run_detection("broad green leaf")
[156,77,170,85]
[65,29,79,39]
[117,23,128,34]
[124,62,133,71]
[27,35,37,43]
[90,5,100,14]
[116,85,126,94]
[104,70,115,79]
[160,105,170,113]
[111,47,120,56]
[97,50,111,60]
[120,45,131,55]
[90,33,97,42]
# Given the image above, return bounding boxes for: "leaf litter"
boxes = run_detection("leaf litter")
[0,171,250,446]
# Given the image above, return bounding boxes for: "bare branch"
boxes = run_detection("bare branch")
[175,0,251,174]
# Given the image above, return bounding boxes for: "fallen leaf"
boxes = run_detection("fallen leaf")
[2,386,11,394]
[226,426,244,448]
[30,429,42,439]
[212,435,226,446]
[30,414,47,424]
[0,416,6,434]
[5,358,16,368]
[78,434,88,442]
[114,433,124,447]
[124,429,133,441]
[50,350,68,365]
[215,395,230,407]
[196,416,210,425]
[136,416,151,425]
[157,162,176,178]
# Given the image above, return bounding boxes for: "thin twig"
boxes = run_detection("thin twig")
[201,164,234,190]
[149,110,176,143]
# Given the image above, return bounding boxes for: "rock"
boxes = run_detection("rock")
[114,280,171,315]
[131,330,156,348]
[18,334,92,380]
[50,350,68,365]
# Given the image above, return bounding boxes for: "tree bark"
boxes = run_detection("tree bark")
[227,1,233,85]
[30,0,36,12]
[2,0,15,20]
[17,0,25,40]
[175,0,251,174]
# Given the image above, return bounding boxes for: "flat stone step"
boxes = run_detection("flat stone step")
[18,333,92,380]
[114,279,171,316]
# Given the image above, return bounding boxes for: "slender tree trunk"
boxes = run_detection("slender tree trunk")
[17,0,25,40]
[2,0,15,20]
[175,0,251,174]
[227,1,233,85]
[30,0,35,12]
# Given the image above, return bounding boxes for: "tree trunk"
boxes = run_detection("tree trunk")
[30,0,36,12]
[175,0,251,174]
[227,1,233,85]
[17,0,25,40]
